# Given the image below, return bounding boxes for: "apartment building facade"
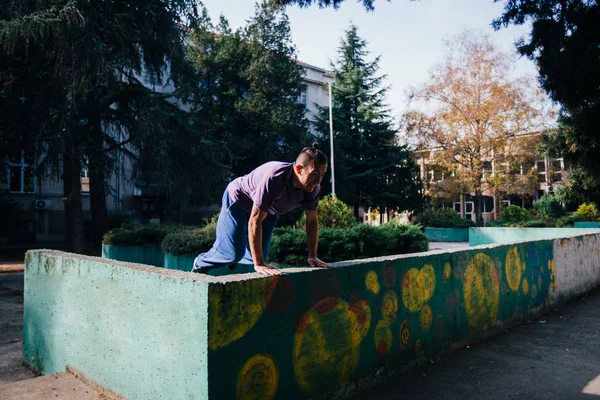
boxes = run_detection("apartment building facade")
[414,133,566,224]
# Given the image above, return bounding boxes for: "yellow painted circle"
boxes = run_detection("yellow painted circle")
[366,271,380,294]
[443,263,452,280]
[293,299,371,394]
[209,280,267,350]
[237,354,279,400]
[374,320,393,355]
[382,291,399,322]
[399,319,411,350]
[415,339,423,356]
[463,253,500,332]
[505,246,522,292]
[419,304,433,332]
[402,264,436,312]
[523,278,529,295]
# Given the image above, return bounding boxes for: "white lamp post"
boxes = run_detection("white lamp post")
[328,81,336,199]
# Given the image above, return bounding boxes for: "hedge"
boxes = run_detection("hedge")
[102,224,196,246]
[429,218,475,228]
[160,222,217,256]
[421,207,475,228]
[103,225,168,246]
[268,223,429,266]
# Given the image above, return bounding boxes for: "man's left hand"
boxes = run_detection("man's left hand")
[308,257,331,268]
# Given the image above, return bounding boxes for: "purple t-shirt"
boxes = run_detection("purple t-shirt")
[227,162,320,215]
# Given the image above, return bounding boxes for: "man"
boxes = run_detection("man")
[192,143,331,276]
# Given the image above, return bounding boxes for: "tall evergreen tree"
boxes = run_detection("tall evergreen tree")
[316,24,422,217]
[187,2,310,180]
[1,0,226,251]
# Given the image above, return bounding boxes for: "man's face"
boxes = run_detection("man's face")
[298,161,327,192]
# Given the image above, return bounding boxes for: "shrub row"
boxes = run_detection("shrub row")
[102,224,170,246]
[486,202,595,228]
[160,222,217,256]
[102,224,196,246]
[268,223,429,266]
[421,207,475,228]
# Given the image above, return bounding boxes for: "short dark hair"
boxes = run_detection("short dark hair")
[296,142,328,167]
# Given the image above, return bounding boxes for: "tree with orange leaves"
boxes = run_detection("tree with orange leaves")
[402,30,555,226]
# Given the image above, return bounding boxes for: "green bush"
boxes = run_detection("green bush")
[556,214,585,227]
[520,219,554,228]
[296,194,356,229]
[107,212,132,230]
[421,207,457,226]
[533,194,565,218]
[575,202,599,221]
[500,205,530,223]
[161,222,217,256]
[269,223,428,265]
[103,224,169,246]
[421,206,474,228]
[103,224,197,246]
[485,219,508,227]
[429,218,475,228]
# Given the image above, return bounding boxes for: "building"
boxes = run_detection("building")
[294,60,334,135]
[414,132,566,224]
[0,61,334,246]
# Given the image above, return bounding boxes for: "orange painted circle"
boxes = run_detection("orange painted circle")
[400,318,411,350]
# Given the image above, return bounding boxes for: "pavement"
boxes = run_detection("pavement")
[351,288,600,400]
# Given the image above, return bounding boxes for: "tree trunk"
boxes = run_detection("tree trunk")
[63,139,85,254]
[88,124,109,250]
[475,192,484,227]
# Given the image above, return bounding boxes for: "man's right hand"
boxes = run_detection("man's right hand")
[254,264,283,276]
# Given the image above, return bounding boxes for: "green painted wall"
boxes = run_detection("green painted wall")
[163,253,196,272]
[102,244,164,267]
[207,240,557,399]
[469,227,600,246]
[23,251,210,399]
[424,227,469,242]
[23,232,600,399]
[574,222,600,228]
[163,253,258,275]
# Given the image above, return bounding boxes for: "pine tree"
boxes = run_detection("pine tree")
[187,2,310,180]
[316,24,422,217]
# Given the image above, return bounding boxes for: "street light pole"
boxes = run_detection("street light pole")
[328,81,336,199]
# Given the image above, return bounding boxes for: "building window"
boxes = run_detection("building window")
[7,151,35,193]
[81,167,90,194]
[536,160,546,183]
[551,158,563,182]
[298,85,307,106]
[482,161,493,174]
[483,195,494,214]
[427,165,443,182]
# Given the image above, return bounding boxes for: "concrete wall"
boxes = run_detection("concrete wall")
[575,222,600,228]
[469,227,600,246]
[23,232,600,399]
[424,227,469,242]
[101,244,164,267]
[23,251,210,399]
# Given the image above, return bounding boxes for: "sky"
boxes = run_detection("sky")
[198,0,537,118]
